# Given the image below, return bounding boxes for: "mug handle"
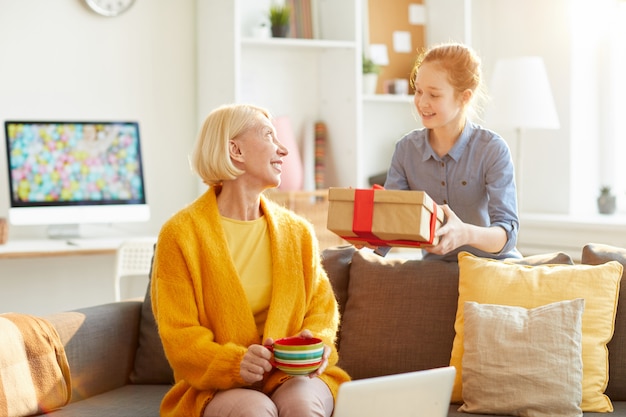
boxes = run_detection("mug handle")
[264,344,277,367]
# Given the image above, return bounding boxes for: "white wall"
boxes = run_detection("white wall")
[427,0,626,258]
[470,0,572,214]
[0,0,198,314]
[427,0,573,214]
[0,0,198,239]
[0,1,620,314]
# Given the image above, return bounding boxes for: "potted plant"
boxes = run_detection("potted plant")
[597,185,617,215]
[362,55,381,95]
[268,4,291,38]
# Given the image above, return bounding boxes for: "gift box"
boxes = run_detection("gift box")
[326,187,444,248]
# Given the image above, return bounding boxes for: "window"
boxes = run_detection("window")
[570,0,626,214]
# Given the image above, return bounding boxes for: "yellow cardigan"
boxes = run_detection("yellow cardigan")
[152,187,350,417]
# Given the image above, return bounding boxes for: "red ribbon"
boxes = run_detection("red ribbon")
[344,187,439,247]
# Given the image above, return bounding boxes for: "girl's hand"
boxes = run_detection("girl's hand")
[353,242,378,250]
[299,329,331,378]
[423,204,508,255]
[423,204,467,255]
[240,342,273,384]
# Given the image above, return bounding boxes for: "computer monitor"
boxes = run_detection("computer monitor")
[3,121,150,238]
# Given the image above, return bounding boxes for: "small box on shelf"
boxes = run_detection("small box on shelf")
[0,218,7,245]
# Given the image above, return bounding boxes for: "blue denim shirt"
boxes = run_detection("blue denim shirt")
[384,121,520,262]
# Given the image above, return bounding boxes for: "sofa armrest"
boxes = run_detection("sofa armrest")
[45,300,142,402]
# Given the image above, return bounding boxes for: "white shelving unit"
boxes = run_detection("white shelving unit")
[361,94,420,184]
[196,0,420,188]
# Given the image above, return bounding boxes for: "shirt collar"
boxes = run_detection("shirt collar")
[422,121,474,162]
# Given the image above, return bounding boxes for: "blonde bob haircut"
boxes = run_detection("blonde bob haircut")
[190,103,272,186]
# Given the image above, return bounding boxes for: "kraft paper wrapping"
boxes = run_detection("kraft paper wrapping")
[327,187,444,248]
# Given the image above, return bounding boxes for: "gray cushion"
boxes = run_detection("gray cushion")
[129,247,174,384]
[321,245,357,319]
[460,299,584,417]
[47,302,142,402]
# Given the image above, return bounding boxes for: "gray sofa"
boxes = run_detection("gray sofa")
[12,243,626,416]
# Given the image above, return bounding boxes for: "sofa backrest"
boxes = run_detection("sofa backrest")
[581,243,626,401]
[46,301,143,401]
[129,249,174,385]
[130,243,613,393]
[321,246,578,382]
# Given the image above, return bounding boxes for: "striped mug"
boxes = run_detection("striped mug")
[269,336,324,376]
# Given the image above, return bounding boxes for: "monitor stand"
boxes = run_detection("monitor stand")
[47,224,81,239]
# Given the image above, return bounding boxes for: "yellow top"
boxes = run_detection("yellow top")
[151,186,350,417]
[221,215,272,336]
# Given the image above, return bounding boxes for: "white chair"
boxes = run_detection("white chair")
[114,238,156,301]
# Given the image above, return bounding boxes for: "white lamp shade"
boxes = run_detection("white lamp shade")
[486,56,560,130]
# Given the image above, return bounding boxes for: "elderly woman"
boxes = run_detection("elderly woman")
[151,103,350,417]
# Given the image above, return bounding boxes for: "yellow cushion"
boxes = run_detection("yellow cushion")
[450,252,623,412]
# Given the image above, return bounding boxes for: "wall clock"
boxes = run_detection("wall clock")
[83,0,136,17]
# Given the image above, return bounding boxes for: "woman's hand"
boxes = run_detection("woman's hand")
[240,341,273,384]
[299,329,331,378]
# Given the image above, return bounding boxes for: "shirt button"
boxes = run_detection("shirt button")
[441,162,445,167]
[441,181,446,186]
[461,181,467,186]
[443,200,448,204]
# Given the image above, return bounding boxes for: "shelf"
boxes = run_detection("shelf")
[363,94,413,103]
[517,212,626,261]
[242,37,356,50]
[520,212,626,228]
[198,0,420,188]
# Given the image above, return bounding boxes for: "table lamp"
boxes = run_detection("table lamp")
[485,56,560,211]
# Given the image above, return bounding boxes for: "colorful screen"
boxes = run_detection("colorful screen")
[4,121,147,208]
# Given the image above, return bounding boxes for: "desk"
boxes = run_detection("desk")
[0,235,158,259]
[0,236,156,315]
[0,238,125,259]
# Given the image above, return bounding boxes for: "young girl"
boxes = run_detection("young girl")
[384,43,521,262]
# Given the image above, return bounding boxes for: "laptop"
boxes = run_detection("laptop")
[333,366,456,417]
